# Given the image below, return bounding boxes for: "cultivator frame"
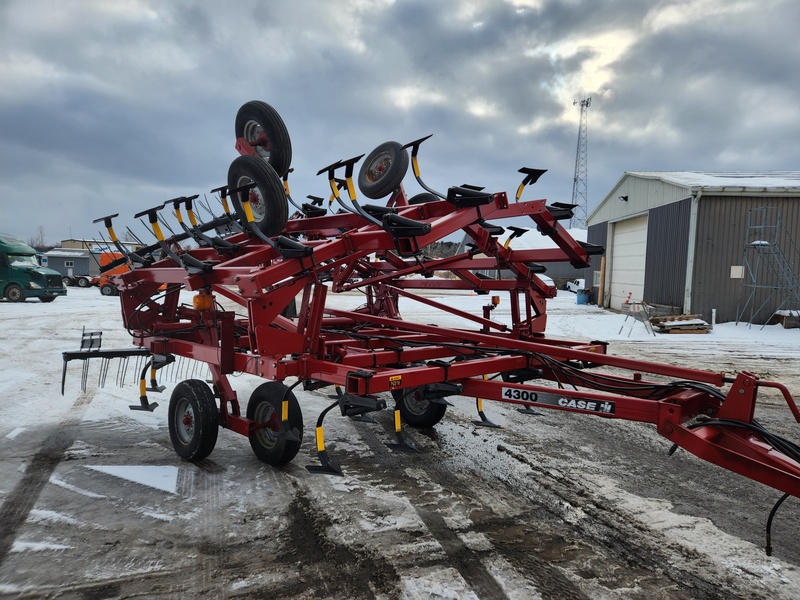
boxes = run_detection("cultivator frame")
[64,101,800,507]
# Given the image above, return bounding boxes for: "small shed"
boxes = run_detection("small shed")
[585,171,800,324]
[44,248,93,279]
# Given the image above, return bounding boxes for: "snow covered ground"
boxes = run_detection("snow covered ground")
[0,285,799,598]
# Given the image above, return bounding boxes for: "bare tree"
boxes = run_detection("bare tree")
[27,226,49,251]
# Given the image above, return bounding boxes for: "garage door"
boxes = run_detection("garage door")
[609,215,648,310]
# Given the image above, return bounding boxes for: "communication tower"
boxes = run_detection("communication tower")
[570,97,591,228]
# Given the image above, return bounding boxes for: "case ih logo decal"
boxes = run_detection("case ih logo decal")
[502,388,615,415]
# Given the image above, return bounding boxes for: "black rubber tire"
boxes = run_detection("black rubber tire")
[392,387,447,428]
[4,284,23,302]
[100,283,116,296]
[246,382,303,466]
[228,155,289,236]
[235,100,292,178]
[408,192,438,205]
[358,141,409,199]
[61,276,73,287]
[39,296,56,303]
[168,379,219,461]
[76,277,90,288]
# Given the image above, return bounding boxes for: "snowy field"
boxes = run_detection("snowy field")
[1,285,799,598]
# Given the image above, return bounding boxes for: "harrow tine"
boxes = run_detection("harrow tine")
[98,357,110,389]
[80,360,89,392]
[196,194,217,220]
[157,213,178,238]
[125,226,147,246]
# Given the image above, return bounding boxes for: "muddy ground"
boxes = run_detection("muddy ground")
[1,288,799,599]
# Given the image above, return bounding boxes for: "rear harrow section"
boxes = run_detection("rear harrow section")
[64,101,800,529]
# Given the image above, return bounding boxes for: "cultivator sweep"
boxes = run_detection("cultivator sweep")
[63,101,800,511]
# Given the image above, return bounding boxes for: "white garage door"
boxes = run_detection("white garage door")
[609,215,648,310]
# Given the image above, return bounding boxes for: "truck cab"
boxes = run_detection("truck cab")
[0,232,67,302]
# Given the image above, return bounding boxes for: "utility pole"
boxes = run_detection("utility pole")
[570,97,591,228]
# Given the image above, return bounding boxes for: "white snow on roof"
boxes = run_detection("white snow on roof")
[45,248,91,258]
[626,171,800,191]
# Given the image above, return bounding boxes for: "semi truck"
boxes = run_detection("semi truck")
[0,232,67,302]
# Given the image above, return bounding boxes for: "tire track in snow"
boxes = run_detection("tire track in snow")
[0,388,95,565]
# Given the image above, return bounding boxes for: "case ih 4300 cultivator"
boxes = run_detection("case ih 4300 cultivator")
[64,101,800,536]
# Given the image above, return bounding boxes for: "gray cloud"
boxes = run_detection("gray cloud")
[1,0,797,245]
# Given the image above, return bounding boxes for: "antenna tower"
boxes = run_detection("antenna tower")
[570,97,591,228]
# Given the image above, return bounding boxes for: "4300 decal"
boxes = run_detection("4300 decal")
[501,388,615,415]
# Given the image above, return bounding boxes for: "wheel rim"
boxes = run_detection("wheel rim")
[236,175,266,223]
[8,288,21,301]
[403,389,431,417]
[365,152,393,183]
[253,402,280,449]
[175,398,195,445]
[243,120,272,161]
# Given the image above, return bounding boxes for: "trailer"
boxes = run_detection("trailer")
[63,101,800,531]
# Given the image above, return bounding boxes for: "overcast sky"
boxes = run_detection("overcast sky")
[1,0,798,246]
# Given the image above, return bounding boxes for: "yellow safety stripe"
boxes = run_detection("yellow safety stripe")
[152,221,164,241]
[476,397,484,411]
[283,180,290,195]
[174,208,184,224]
[139,379,146,397]
[328,179,340,200]
[188,209,198,227]
[221,196,231,213]
[281,400,288,422]
[315,426,325,451]
[394,409,401,433]
[412,155,421,178]
[516,182,525,200]
[242,200,255,223]
[108,226,118,242]
[346,178,356,201]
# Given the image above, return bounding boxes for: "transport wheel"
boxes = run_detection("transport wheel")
[168,379,219,461]
[247,382,303,466]
[4,284,23,302]
[392,387,447,428]
[358,141,409,199]
[76,277,90,288]
[228,154,289,236]
[39,296,56,303]
[100,283,116,296]
[408,192,438,204]
[61,276,73,286]
[235,100,292,178]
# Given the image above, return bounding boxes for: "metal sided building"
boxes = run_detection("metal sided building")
[43,248,93,279]
[585,171,800,324]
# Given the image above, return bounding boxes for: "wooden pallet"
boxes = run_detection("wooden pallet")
[650,314,710,334]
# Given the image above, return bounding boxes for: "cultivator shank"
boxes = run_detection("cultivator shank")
[64,101,800,515]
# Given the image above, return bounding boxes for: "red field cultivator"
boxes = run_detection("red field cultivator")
[63,101,800,522]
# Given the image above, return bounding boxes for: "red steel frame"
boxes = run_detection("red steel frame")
[111,175,800,498]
